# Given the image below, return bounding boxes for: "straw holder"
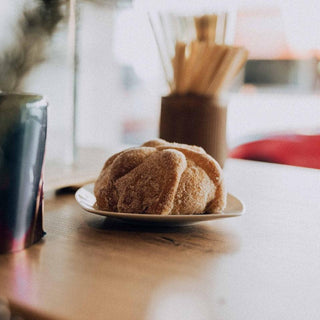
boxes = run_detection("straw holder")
[160,94,228,167]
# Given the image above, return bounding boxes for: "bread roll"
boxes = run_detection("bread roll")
[94,139,226,215]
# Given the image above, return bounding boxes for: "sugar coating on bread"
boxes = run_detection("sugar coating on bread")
[94,139,226,215]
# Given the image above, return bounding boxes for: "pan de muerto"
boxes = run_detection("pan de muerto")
[94,139,226,215]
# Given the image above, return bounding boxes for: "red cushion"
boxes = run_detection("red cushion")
[229,134,320,169]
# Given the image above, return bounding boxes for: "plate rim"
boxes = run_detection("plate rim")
[75,183,245,221]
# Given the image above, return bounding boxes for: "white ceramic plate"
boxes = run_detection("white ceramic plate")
[75,183,244,226]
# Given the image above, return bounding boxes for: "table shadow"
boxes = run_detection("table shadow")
[85,215,240,255]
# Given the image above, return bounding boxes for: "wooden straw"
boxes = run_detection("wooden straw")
[194,15,218,43]
[221,13,228,44]
[205,46,238,95]
[178,41,205,94]
[188,43,211,92]
[172,42,186,93]
[213,47,249,93]
[208,15,218,43]
[216,13,228,44]
[207,47,248,95]
[233,48,249,76]
[193,44,228,94]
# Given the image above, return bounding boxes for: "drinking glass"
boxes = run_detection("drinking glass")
[0,93,47,254]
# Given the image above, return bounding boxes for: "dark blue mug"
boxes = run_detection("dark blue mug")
[0,93,47,253]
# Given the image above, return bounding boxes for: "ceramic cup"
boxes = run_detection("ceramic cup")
[160,94,228,167]
[0,93,47,254]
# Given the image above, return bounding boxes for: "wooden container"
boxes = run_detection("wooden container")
[160,94,227,167]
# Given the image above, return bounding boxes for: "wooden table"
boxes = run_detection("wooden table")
[1,159,320,320]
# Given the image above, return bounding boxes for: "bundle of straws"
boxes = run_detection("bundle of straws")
[150,13,248,96]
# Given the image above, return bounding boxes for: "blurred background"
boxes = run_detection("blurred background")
[0,0,319,167]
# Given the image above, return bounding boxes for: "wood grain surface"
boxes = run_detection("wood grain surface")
[1,159,320,320]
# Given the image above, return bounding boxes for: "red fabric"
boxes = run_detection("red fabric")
[229,134,320,169]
